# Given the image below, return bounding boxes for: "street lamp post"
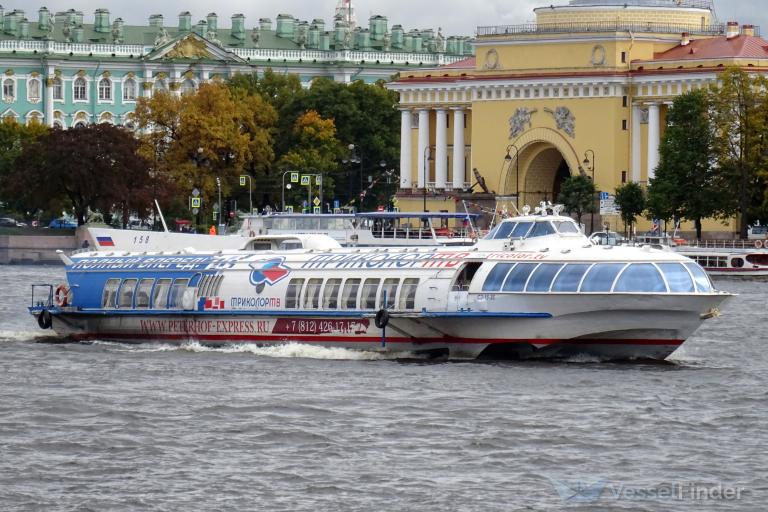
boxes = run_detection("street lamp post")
[215,176,222,235]
[504,144,521,209]
[346,144,364,209]
[583,149,596,235]
[281,170,294,212]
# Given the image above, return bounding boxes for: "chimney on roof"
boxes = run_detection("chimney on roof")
[726,21,739,39]
[178,11,191,32]
[149,14,163,28]
[38,7,50,31]
[743,24,755,37]
[206,12,217,32]
[231,14,245,40]
[681,32,690,46]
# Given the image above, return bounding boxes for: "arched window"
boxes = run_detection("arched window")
[73,120,88,129]
[122,78,136,101]
[27,111,43,125]
[73,77,87,101]
[52,119,64,129]
[98,78,112,101]
[52,78,63,101]
[27,78,41,102]
[180,79,196,95]
[99,112,114,124]
[123,120,136,131]
[154,79,167,94]
[3,78,14,100]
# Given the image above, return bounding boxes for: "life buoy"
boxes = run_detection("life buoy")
[53,284,71,307]
[375,309,390,329]
[755,240,763,249]
[37,310,52,330]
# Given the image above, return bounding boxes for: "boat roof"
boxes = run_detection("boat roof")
[356,212,480,219]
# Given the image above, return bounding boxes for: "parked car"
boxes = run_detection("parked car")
[0,217,24,227]
[48,218,78,229]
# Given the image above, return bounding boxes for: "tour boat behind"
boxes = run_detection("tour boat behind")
[31,204,731,362]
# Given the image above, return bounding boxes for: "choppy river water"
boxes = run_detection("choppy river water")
[0,265,766,511]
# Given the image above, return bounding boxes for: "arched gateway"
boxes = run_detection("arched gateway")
[500,127,581,206]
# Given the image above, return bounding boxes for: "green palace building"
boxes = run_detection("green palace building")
[0,2,471,128]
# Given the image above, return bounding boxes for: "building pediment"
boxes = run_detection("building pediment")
[146,33,246,63]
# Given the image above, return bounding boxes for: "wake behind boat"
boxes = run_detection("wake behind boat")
[31,204,730,362]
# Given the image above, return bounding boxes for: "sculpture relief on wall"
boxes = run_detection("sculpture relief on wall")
[544,106,576,138]
[509,107,537,139]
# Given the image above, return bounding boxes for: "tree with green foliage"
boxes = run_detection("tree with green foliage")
[614,182,646,238]
[652,89,724,240]
[557,175,596,229]
[7,124,159,226]
[0,119,49,216]
[709,68,768,237]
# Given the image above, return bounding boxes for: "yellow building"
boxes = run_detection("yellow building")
[388,0,767,236]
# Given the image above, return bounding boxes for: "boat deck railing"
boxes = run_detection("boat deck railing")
[370,227,474,240]
[683,240,768,250]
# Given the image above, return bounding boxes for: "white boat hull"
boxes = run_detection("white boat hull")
[39,292,722,362]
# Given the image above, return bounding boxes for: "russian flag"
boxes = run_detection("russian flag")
[96,236,115,247]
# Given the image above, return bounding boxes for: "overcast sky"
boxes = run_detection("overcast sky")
[4,0,765,37]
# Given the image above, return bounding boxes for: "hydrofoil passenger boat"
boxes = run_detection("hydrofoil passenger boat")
[31,204,730,361]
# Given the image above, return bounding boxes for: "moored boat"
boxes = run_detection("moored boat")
[31,204,730,362]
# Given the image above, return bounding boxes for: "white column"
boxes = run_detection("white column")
[417,109,430,189]
[647,103,661,180]
[452,108,465,189]
[44,76,54,127]
[435,109,448,189]
[631,104,642,182]
[399,109,412,189]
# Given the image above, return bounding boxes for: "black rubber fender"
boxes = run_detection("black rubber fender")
[37,310,53,330]
[375,309,389,329]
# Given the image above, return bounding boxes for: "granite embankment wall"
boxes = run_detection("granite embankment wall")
[0,235,77,264]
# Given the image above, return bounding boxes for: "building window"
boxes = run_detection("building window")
[123,78,136,101]
[621,171,627,183]
[622,95,628,107]
[621,51,627,64]
[3,78,14,100]
[98,78,112,101]
[52,78,63,100]
[27,78,41,102]
[73,77,87,101]
[622,119,628,130]
[180,79,196,95]
[52,119,64,129]
[154,79,167,94]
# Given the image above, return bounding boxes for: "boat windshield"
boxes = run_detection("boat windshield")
[553,221,580,234]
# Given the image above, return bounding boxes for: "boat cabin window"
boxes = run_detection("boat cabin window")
[526,264,564,292]
[488,222,516,240]
[361,279,380,310]
[341,279,361,309]
[118,279,138,308]
[552,221,579,234]
[303,278,323,309]
[614,264,666,293]
[657,263,695,293]
[483,263,514,292]
[399,278,419,310]
[380,278,399,309]
[169,279,190,309]
[502,263,539,292]
[135,279,154,309]
[551,264,592,292]
[286,279,305,309]
[529,222,556,238]
[322,279,341,309]
[685,263,713,293]
[580,264,626,293]
[151,278,172,309]
[250,242,274,250]
[101,278,121,309]
[280,241,303,251]
[511,222,534,238]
